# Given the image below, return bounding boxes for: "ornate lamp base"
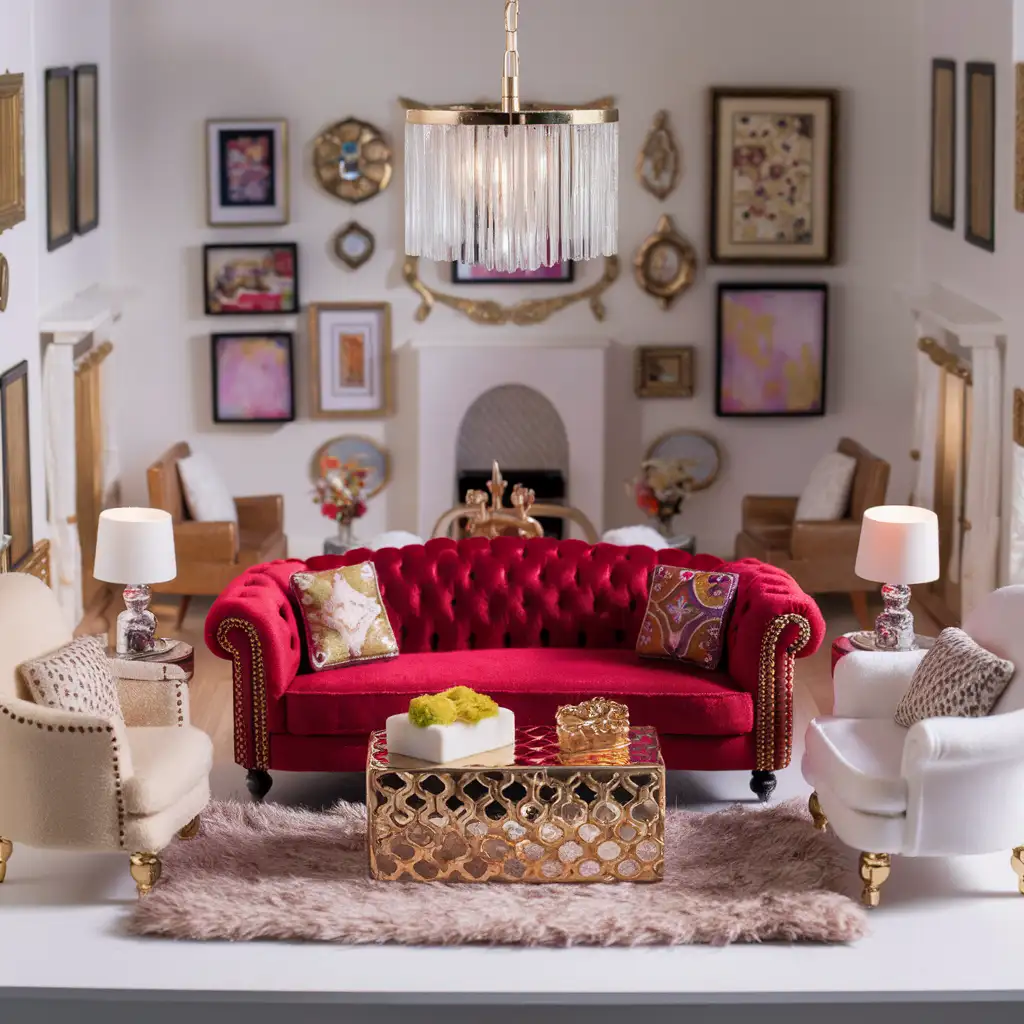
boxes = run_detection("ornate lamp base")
[852,582,920,653]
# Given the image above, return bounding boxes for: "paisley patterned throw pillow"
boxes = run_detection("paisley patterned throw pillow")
[291,561,399,672]
[636,565,740,670]
[894,627,1015,728]
[19,635,123,721]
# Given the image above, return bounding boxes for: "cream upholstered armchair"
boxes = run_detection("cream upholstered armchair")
[0,573,212,896]
[801,585,1024,907]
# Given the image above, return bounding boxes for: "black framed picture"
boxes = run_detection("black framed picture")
[450,260,574,284]
[211,333,295,424]
[73,64,99,235]
[205,119,288,226]
[1,360,33,569]
[965,62,996,252]
[715,282,828,417]
[44,67,74,251]
[203,243,298,315]
[930,59,956,229]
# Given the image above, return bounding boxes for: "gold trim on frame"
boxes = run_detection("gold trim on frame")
[635,346,694,398]
[204,118,289,227]
[309,434,390,498]
[918,335,972,385]
[1013,388,1024,448]
[313,118,392,204]
[634,214,697,310]
[0,253,9,312]
[636,110,680,201]
[644,429,721,492]
[403,255,619,326]
[1016,64,1024,213]
[0,73,26,234]
[308,302,392,420]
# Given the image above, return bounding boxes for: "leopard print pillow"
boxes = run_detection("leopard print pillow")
[894,627,1015,728]
[19,635,124,722]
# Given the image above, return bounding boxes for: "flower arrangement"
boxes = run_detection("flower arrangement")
[313,455,368,537]
[628,457,695,535]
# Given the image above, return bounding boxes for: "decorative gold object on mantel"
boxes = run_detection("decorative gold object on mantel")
[556,698,630,765]
[1013,387,1024,447]
[636,110,680,200]
[312,118,392,204]
[0,72,26,234]
[1016,64,1024,212]
[403,254,619,326]
[0,252,9,312]
[463,462,543,540]
[633,214,697,310]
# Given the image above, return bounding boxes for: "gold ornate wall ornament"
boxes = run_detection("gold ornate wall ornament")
[634,214,697,309]
[313,118,392,203]
[636,110,680,200]
[0,72,26,234]
[1014,387,1024,447]
[0,253,8,312]
[333,221,375,269]
[403,255,619,326]
[1016,65,1024,212]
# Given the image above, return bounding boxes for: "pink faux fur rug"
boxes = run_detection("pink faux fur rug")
[127,798,866,945]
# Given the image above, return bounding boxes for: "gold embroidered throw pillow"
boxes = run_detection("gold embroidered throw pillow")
[291,562,399,671]
[894,627,1015,727]
[19,635,124,721]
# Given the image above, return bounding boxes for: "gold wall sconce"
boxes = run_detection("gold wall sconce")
[634,214,697,309]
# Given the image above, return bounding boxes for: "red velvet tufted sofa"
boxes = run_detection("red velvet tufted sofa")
[205,537,825,801]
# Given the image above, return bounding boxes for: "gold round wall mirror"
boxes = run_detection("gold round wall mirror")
[313,118,393,204]
[645,429,721,491]
[634,214,697,310]
[333,222,375,270]
[0,253,9,312]
[310,434,390,498]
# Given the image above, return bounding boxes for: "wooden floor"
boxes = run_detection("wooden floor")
[105,592,939,765]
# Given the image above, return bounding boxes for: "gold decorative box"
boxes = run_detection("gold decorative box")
[366,726,665,883]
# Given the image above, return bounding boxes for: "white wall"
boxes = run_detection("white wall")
[915,0,1024,583]
[110,0,920,558]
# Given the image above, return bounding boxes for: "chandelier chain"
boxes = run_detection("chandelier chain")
[501,0,520,114]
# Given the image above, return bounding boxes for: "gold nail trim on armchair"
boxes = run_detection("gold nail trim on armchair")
[756,613,812,772]
[216,617,269,770]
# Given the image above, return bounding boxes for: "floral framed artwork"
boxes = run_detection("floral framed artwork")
[965,62,996,252]
[203,243,298,315]
[206,118,288,226]
[708,88,838,265]
[210,332,295,424]
[930,59,956,229]
[715,283,828,418]
[450,261,574,284]
[73,64,99,235]
[308,302,391,419]
[44,67,74,251]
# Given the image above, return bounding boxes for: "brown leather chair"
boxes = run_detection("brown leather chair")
[146,443,287,626]
[734,438,890,626]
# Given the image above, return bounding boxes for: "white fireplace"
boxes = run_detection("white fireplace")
[411,336,608,540]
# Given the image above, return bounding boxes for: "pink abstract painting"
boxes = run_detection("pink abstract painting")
[213,334,294,423]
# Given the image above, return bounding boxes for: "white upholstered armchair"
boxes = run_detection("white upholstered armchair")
[0,572,212,896]
[801,585,1024,907]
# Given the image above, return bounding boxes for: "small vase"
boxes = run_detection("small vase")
[336,520,354,548]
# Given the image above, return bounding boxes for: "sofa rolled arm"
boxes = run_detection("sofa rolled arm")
[235,494,284,534]
[205,561,306,769]
[0,696,132,850]
[722,559,826,771]
[903,707,1024,772]
[174,520,237,563]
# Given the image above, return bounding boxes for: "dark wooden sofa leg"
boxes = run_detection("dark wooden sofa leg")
[750,770,777,803]
[246,769,273,802]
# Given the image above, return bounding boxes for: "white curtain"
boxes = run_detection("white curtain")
[99,351,121,507]
[1009,444,1024,585]
[910,346,941,509]
[43,343,83,626]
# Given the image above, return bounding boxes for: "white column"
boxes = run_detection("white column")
[1009,443,1024,584]
[960,334,1002,617]
[42,335,83,625]
[99,347,121,506]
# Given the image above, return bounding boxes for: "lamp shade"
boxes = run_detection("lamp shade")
[93,507,177,585]
[855,505,940,585]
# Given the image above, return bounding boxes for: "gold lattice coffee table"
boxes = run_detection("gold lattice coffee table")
[366,726,665,883]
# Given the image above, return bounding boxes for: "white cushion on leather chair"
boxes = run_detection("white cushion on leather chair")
[795,451,857,520]
[177,452,238,523]
[804,716,908,815]
[124,725,214,815]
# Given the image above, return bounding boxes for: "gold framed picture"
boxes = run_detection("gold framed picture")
[709,88,838,265]
[0,72,26,234]
[44,67,74,250]
[930,59,956,229]
[308,302,392,419]
[966,62,996,251]
[635,346,694,399]
[74,64,99,235]
[1,360,33,569]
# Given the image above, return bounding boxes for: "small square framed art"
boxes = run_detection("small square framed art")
[308,302,391,419]
[715,282,828,418]
[211,332,295,424]
[635,346,694,398]
[203,243,298,315]
[206,119,288,226]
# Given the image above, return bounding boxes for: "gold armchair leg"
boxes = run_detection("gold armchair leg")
[178,815,201,840]
[129,852,162,897]
[859,851,891,908]
[1012,847,1024,895]
[808,791,828,832]
[0,837,12,883]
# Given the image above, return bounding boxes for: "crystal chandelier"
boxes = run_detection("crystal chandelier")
[405,0,619,272]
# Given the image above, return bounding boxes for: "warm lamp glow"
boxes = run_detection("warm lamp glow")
[855,505,940,585]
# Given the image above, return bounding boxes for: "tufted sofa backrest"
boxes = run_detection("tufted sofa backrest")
[297,537,728,654]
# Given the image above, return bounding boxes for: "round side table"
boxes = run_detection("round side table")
[108,640,195,683]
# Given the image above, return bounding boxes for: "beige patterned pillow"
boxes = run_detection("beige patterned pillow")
[894,627,1015,727]
[19,635,123,721]
[291,562,399,671]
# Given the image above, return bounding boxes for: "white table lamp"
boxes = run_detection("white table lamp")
[854,505,940,651]
[94,507,177,655]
